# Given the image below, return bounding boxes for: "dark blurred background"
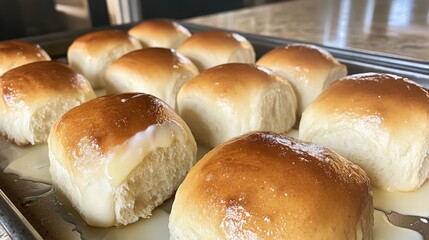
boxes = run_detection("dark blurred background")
[0,0,283,40]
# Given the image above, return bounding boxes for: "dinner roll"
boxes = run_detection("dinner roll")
[0,61,95,145]
[177,63,297,148]
[128,19,191,48]
[67,30,142,89]
[49,93,197,227]
[169,131,373,240]
[177,30,255,71]
[257,44,347,116]
[0,41,51,76]
[105,48,199,110]
[300,73,429,192]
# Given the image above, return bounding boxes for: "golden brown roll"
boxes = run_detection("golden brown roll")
[0,41,51,76]
[257,44,347,116]
[0,61,95,145]
[105,48,199,110]
[49,93,197,227]
[169,131,373,240]
[299,73,429,192]
[177,30,255,71]
[67,29,142,89]
[177,63,297,148]
[128,19,191,48]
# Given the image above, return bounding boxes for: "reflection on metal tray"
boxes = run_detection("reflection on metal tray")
[1,20,428,240]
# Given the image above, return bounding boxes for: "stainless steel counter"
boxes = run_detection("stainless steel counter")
[186,0,429,62]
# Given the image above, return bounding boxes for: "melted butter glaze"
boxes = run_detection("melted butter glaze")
[373,181,429,217]
[106,120,186,186]
[71,208,170,240]
[54,188,170,240]
[4,143,50,183]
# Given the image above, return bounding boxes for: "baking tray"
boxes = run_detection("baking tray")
[0,21,428,240]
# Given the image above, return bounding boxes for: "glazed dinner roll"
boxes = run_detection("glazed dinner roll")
[257,44,347,116]
[299,73,429,192]
[177,63,297,148]
[0,41,51,76]
[48,93,197,227]
[177,30,255,71]
[128,19,191,48]
[67,29,142,89]
[105,48,199,110]
[169,131,374,240]
[0,61,95,145]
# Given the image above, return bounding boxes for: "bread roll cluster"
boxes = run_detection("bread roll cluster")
[11,19,429,239]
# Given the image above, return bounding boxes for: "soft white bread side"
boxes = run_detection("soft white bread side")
[128,19,191,48]
[177,30,255,71]
[67,30,142,89]
[169,131,373,240]
[0,61,95,145]
[0,41,51,76]
[105,48,199,110]
[48,93,197,227]
[299,73,429,192]
[257,44,347,117]
[177,63,297,148]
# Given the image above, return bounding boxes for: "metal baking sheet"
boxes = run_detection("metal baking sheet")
[0,21,428,240]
